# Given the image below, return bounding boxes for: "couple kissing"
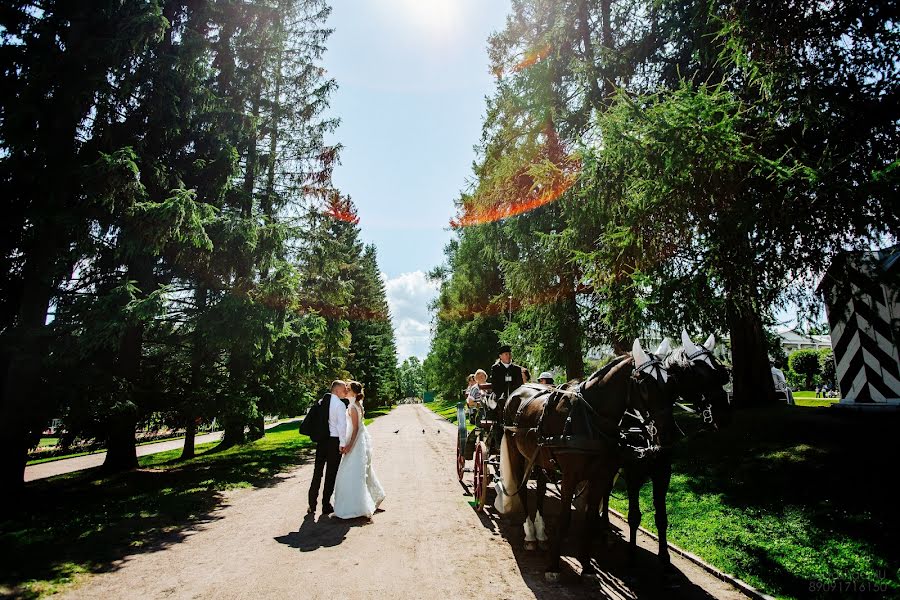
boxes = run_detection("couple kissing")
[305,380,385,519]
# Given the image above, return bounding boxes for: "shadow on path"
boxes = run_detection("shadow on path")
[2,431,314,599]
[274,513,370,552]
[473,488,725,600]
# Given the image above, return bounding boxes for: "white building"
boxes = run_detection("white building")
[775,327,832,354]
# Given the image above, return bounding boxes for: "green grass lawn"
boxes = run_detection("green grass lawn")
[608,404,899,599]
[36,438,59,448]
[424,396,475,430]
[26,422,296,466]
[791,390,841,408]
[1,408,393,599]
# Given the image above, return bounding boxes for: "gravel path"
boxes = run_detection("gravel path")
[58,405,751,600]
[25,420,296,482]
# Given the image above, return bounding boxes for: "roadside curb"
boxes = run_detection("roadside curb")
[606,507,776,600]
[422,403,458,426]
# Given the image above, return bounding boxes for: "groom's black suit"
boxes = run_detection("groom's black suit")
[308,393,349,512]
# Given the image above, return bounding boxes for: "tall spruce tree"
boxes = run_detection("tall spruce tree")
[346,246,399,406]
[0,1,167,489]
[0,0,359,488]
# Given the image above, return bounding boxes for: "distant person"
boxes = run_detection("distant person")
[770,364,795,405]
[538,371,555,385]
[815,384,821,398]
[522,368,531,384]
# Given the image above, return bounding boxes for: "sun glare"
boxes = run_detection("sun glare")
[383,0,464,40]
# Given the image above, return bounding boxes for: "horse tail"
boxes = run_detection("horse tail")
[494,432,524,515]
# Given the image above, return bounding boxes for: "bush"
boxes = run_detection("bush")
[788,349,820,389]
[785,368,805,390]
[818,347,836,385]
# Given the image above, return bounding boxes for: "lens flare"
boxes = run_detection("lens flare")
[452,120,579,227]
[438,282,592,321]
[450,171,578,228]
[513,44,552,73]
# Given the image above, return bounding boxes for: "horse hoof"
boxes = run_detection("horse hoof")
[524,540,538,551]
[545,571,560,583]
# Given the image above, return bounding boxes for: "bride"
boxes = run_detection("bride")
[332,381,386,519]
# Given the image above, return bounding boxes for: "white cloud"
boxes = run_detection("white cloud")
[383,270,439,361]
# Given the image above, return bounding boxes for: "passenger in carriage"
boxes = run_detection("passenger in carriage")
[537,371,555,386]
[466,369,488,425]
[464,374,477,421]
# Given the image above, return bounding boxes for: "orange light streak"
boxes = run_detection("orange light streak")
[451,171,578,228]
[438,282,593,321]
[513,44,552,73]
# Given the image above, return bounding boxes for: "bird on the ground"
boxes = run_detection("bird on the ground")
[393,429,400,434]
[422,429,425,433]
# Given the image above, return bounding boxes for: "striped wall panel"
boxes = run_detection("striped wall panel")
[824,260,900,404]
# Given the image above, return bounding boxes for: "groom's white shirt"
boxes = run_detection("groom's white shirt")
[328,393,349,446]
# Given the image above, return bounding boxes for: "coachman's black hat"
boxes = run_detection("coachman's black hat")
[498,344,512,354]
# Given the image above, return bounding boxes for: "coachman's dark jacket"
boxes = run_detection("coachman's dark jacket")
[490,361,524,401]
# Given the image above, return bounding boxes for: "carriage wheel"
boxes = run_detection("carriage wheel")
[473,441,490,512]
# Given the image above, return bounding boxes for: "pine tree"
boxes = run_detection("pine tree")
[346,246,399,406]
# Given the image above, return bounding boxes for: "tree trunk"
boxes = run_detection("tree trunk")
[727,298,777,407]
[103,255,154,472]
[103,326,139,471]
[562,294,585,380]
[104,413,139,471]
[181,419,197,460]
[220,416,246,448]
[577,0,605,112]
[248,413,265,441]
[182,285,207,461]
[0,245,56,493]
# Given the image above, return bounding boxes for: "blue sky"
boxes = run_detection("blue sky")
[325,0,511,360]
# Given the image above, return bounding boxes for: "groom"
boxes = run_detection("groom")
[307,380,349,515]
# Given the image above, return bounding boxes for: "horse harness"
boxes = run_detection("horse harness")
[504,356,666,460]
[496,357,666,499]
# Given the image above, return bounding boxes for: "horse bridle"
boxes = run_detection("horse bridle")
[684,346,724,425]
[569,355,667,456]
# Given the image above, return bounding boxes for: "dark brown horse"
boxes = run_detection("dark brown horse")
[604,331,732,566]
[496,339,673,582]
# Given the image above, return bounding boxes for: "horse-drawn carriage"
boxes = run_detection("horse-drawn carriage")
[455,382,502,511]
[451,334,733,582]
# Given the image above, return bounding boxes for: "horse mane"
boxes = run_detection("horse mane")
[665,347,692,370]
[585,354,630,384]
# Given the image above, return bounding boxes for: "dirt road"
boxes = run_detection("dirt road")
[59,405,750,600]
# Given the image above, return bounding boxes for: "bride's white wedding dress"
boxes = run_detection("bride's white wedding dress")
[332,401,386,519]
